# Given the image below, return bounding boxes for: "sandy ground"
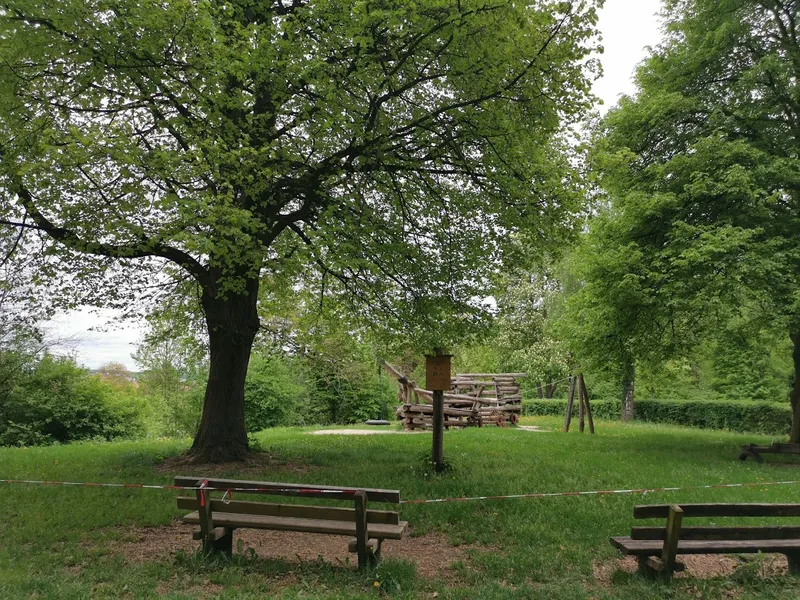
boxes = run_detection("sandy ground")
[109,522,485,581]
[309,428,423,435]
[593,554,788,584]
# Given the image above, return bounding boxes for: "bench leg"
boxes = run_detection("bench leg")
[202,528,233,557]
[637,556,660,578]
[367,539,383,568]
[354,490,370,570]
[738,445,763,462]
[786,553,800,575]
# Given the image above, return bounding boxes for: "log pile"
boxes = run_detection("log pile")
[382,361,527,431]
[452,373,525,426]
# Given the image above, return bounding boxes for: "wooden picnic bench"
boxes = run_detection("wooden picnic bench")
[739,442,800,462]
[611,503,800,577]
[174,476,407,569]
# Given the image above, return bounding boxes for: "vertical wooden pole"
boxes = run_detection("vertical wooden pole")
[354,490,369,569]
[564,376,576,432]
[579,374,595,434]
[578,375,585,433]
[661,505,684,576]
[432,389,444,472]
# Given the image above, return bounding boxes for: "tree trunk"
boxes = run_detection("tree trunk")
[789,332,800,443]
[621,356,635,422]
[190,276,260,462]
[545,383,557,398]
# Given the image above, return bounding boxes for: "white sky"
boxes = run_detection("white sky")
[47,0,665,371]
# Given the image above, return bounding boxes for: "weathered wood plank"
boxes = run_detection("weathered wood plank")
[662,505,683,574]
[611,536,800,556]
[632,526,800,541]
[174,477,401,504]
[177,497,400,525]
[182,511,408,539]
[634,504,800,519]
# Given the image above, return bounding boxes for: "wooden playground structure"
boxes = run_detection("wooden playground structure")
[382,361,526,431]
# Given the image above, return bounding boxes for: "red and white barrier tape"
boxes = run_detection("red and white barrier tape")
[2,478,800,505]
[0,479,358,495]
[399,479,800,504]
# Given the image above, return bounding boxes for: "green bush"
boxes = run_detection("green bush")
[0,355,144,446]
[244,355,307,431]
[522,397,793,435]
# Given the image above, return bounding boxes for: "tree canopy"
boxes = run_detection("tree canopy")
[0,0,601,459]
[570,0,800,434]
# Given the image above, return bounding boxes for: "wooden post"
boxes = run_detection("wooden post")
[432,390,444,471]
[578,376,585,433]
[426,352,451,473]
[353,490,370,569]
[661,505,684,576]
[579,374,595,434]
[564,376,576,432]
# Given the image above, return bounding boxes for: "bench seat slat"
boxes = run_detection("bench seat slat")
[182,511,408,539]
[174,476,400,504]
[611,536,800,556]
[632,526,800,541]
[634,504,800,519]
[176,497,400,525]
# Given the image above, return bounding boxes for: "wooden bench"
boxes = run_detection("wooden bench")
[611,503,800,577]
[739,442,800,462]
[174,476,407,569]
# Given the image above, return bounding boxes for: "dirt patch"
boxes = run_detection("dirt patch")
[156,452,316,476]
[155,578,225,598]
[108,522,484,580]
[516,426,548,432]
[593,554,788,584]
[308,429,424,435]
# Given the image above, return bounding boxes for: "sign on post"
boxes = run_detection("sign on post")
[425,353,451,472]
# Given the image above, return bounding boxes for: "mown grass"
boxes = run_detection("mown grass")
[2,417,800,598]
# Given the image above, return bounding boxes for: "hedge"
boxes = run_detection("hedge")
[522,398,793,436]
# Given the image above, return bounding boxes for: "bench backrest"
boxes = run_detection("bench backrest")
[174,476,401,524]
[174,476,400,504]
[631,503,800,541]
[634,504,800,519]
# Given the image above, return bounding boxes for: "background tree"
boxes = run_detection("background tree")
[584,0,800,437]
[0,0,600,459]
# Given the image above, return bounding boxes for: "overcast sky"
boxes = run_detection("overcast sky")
[47,0,665,371]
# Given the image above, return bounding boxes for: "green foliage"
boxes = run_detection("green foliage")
[133,325,206,438]
[0,354,143,446]
[523,398,793,436]
[244,355,306,431]
[304,346,393,425]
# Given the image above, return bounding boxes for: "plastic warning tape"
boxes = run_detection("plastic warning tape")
[2,478,800,504]
[398,479,800,504]
[0,479,358,495]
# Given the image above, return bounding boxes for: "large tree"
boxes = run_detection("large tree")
[588,0,800,438]
[0,0,600,460]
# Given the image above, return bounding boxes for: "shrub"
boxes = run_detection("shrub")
[244,354,307,431]
[522,397,793,436]
[0,354,144,446]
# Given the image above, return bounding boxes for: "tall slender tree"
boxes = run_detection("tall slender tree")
[0,0,600,459]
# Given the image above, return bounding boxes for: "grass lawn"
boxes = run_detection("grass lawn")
[2,417,800,599]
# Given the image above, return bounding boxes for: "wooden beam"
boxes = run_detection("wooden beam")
[174,477,401,504]
[634,504,800,519]
[632,525,800,541]
[661,505,683,575]
[177,497,400,524]
[564,376,576,433]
